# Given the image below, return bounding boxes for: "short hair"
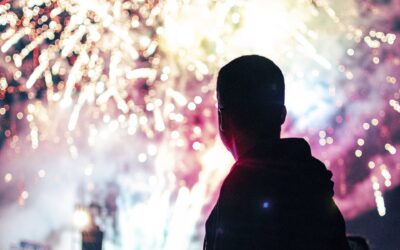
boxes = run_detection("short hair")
[216,55,285,132]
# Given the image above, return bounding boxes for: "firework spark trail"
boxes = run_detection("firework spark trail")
[0,0,399,249]
[0,1,237,248]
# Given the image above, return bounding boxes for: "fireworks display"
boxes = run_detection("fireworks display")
[0,0,399,249]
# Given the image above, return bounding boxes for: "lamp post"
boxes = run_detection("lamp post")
[73,205,104,250]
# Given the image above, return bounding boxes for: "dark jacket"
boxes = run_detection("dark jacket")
[204,138,350,250]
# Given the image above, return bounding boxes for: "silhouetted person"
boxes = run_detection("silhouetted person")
[204,55,350,250]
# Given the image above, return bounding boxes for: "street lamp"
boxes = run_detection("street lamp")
[73,207,91,231]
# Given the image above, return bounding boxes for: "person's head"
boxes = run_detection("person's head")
[216,55,286,155]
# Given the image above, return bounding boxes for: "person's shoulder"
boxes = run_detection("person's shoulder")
[279,137,312,159]
[222,158,279,191]
[281,138,328,168]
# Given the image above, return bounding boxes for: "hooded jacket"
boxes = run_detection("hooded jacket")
[204,138,350,250]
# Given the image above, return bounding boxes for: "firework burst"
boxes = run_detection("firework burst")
[0,0,399,249]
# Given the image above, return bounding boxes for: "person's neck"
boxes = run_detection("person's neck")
[230,133,280,160]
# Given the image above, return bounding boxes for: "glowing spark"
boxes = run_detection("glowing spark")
[73,208,91,230]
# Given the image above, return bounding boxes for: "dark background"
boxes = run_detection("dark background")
[347,186,400,250]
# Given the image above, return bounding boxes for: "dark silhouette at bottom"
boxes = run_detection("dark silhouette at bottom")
[204,55,351,250]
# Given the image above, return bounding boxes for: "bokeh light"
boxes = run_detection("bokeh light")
[73,207,91,231]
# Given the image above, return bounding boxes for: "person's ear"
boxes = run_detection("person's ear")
[280,105,287,125]
[218,109,224,132]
